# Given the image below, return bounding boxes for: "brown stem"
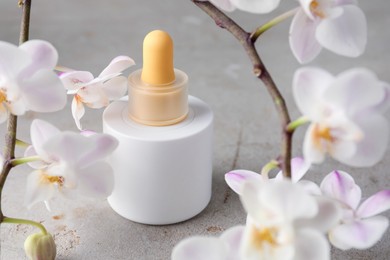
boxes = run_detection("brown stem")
[0,0,32,221]
[192,0,293,177]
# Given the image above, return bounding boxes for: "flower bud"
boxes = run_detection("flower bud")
[24,232,56,260]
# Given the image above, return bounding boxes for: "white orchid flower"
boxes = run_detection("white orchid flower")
[321,170,390,249]
[173,180,340,260]
[225,157,320,195]
[0,40,66,123]
[203,0,280,14]
[293,67,389,167]
[172,226,244,260]
[290,0,367,63]
[60,56,135,130]
[24,119,118,210]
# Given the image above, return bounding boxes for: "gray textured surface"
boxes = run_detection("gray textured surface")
[0,1,389,259]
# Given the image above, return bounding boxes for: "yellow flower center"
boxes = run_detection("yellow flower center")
[312,124,335,152]
[252,227,279,248]
[310,0,325,18]
[41,173,65,186]
[0,90,7,103]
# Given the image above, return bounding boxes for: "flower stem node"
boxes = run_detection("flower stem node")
[24,232,56,260]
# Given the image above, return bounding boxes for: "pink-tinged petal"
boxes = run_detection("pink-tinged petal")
[329,216,389,250]
[320,170,361,209]
[297,180,322,195]
[294,229,330,260]
[209,0,236,12]
[316,5,367,57]
[25,170,56,209]
[172,236,227,260]
[60,71,95,91]
[24,145,46,169]
[289,10,322,64]
[102,76,128,100]
[303,124,326,164]
[30,119,61,158]
[0,41,30,76]
[293,67,334,119]
[296,196,342,232]
[42,132,95,166]
[76,133,118,167]
[98,56,135,78]
[290,157,310,182]
[225,170,262,195]
[71,97,85,130]
[230,0,280,14]
[21,69,67,113]
[77,161,114,198]
[357,190,390,218]
[19,40,58,76]
[339,113,388,167]
[323,68,385,116]
[220,226,244,260]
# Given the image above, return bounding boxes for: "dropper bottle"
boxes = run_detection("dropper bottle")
[103,30,213,225]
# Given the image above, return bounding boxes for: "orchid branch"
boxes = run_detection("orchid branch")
[0,0,31,221]
[192,0,293,178]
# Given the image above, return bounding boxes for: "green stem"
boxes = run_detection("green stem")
[261,160,279,179]
[3,217,47,235]
[251,8,299,42]
[286,116,309,132]
[11,156,41,166]
[16,139,30,148]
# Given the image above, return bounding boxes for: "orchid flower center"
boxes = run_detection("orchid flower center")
[0,89,7,103]
[41,173,65,187]
[312,124,335,151]
[310,0,326,18]
[252,226,279,248]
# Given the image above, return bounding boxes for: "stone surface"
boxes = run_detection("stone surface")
[0,1,389,259]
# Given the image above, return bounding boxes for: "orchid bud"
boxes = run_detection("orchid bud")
[24,232,56,260]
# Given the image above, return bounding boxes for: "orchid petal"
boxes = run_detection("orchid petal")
[372,82,390,113]
[225,170,262,195]
[98,56,135,78]
[334,0,357,5]
[320,170,361,210]
[172,236,227,260]
[220,226,244,260]
[102,76,128,100]
[357,190,390,218]
[209,0,236,12]
[24,145,46,169]
[290,157,310,182]
[60,71,95,91]
[293,67,334,120]
[21,69,67,112]
[294,229,330,260]
[303,123,326,164]
[230,0,280,14]
[78,85,109,109]
[77,161,114,198]
[77,133,118,167]
[329,216,389,250]
[71,97,85,130]
[19,40,58,76]
[297,180,322,195]
[289,10,322,64]
[316,5,367,57]
[0,104,8,124]
[296,196,341,232]
[25,170,56,209]
[339,113,388,167]
[299,0,315,20]
[0,41,30,76]
[30,119,61,159]
[323,68,385,116]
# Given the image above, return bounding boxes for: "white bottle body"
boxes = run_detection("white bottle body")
[103,96,213,225]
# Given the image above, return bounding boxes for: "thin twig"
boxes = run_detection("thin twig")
[192,0,293,177]
[0,0,32,221]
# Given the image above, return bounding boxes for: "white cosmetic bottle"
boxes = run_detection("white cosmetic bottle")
[103,30,213,225]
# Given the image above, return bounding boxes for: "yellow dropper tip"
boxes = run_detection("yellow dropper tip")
[141,30,175,85]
